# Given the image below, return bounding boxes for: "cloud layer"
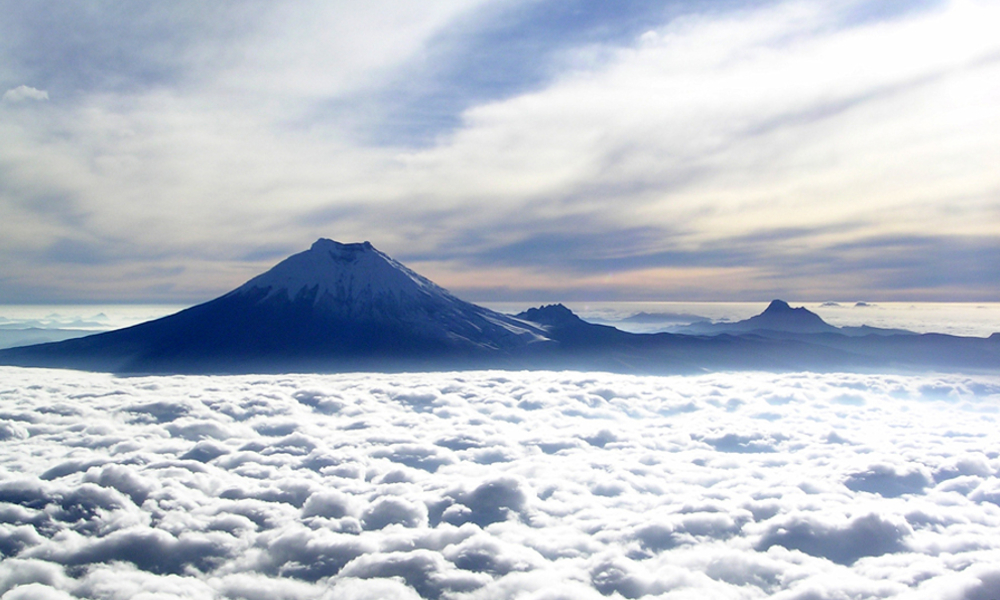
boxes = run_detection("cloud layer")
[0,0,998,302]
[2,366,1000,598]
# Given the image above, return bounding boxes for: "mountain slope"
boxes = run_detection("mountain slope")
[0,240,550,373]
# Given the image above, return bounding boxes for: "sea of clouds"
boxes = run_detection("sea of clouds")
[1,366,999,599]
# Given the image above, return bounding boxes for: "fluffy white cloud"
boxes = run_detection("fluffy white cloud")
[1,366,999,598]
[2,86,48,103]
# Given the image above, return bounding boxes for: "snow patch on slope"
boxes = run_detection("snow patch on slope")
[235,239,449,304]
[230,238,551,350]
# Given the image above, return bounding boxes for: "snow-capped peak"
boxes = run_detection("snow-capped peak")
[235,238,451,303]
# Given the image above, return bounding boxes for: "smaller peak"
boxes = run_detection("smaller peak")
[744,299,832,333]
[516,304,582,327]
[539,303,574,314]
[764,299,793,313]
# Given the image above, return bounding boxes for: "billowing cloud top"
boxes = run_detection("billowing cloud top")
[1,366,1000,598]
[2,85,48,103]
[0,0,998,302]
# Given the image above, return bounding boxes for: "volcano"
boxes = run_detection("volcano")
[0,240,549,373]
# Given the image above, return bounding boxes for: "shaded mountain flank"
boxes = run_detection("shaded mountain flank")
[0,240,997,375]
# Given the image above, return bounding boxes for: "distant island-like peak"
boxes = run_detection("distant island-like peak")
[763,299,794,312]
[747,299,833,332]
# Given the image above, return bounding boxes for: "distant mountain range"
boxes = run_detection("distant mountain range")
[0,239,997,375]
[0,327,95,350]
[673,299,916,337]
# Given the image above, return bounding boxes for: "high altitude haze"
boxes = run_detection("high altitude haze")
[1,0,998,302]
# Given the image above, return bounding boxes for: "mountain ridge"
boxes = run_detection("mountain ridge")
[0,239,996,375]
[675,299,915,337]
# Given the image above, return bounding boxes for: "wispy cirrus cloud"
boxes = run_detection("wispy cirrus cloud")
[0,0,997,302]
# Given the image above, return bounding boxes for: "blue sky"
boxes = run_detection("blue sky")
[1,0,998,302]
